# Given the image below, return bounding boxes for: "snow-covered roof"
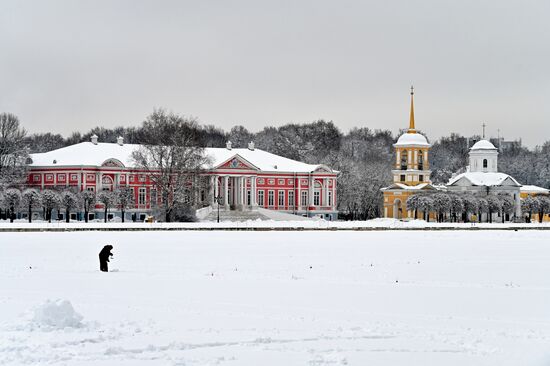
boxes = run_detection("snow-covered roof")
[447,172,520,187]
[470,140,496,150]
[28,142,330,173]
[520,185,549,194]
[394,132,430,147]
[381,182,436,191]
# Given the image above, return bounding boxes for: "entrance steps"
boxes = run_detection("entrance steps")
[202,207,313,222]
[203,208,270,222]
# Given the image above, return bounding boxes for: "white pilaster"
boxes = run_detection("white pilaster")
[297,178,301,210]
[309,176,314,206]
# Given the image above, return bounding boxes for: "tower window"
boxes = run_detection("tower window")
[400,175,406,182]
[401,150,407,170]
[418,151,423,170]
[483,159,488,168]
[419,175,424,182]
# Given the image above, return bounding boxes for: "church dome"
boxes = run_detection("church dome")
[470,139,496,150]
[394,132,430,147]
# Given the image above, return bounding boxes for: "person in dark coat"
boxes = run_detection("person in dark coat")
[99,245,114,272]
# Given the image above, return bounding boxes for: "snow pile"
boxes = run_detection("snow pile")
[32,299,83,329]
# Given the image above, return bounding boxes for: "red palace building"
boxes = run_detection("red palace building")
[27,135,338,221]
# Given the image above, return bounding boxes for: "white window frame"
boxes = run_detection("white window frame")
[278,190,285,206]
[138,187,146,205]
[301,191,308,206]
[258,190,265,206]
[288,191,295,207]
[268,190,274,206]
[314,191,320,206]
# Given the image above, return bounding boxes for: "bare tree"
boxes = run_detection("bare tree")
[42,190,61,223]
[536,196,550,223]
[81,190,96,222]
[131,109,210,222]
[449,194,464,222]
[498,194,515,223]
[98,190,116,223]
[477,198,489,223]
[4,188,21,223]
[115,187,135,223]
[462,194,478,222]
[486,195,502,223]
[22,188,41,223]
[0,113,28,186]
[60,190,79,223]
[406,194,421,219]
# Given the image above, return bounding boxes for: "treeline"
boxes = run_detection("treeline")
[12,112,550,220]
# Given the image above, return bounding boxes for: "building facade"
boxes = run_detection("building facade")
[26,137,338,221]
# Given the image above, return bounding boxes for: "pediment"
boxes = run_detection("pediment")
[216,155,259,171]
[500,177,521,187]
[314,165,333,173]
[101,158,125,168]
[449,177,472,187]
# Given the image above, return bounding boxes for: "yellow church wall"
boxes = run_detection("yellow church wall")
[383,191,437,221]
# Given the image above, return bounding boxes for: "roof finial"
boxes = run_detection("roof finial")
[408,85,416,133]
[482,122,486,139]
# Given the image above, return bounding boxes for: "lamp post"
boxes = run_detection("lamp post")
[216,195,223,223]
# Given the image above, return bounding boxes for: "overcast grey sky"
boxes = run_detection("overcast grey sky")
[1,0,549,146]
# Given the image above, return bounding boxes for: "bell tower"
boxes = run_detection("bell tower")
[391,87,432,185]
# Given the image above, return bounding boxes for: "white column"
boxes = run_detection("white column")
[324,178,329,206]
[97,172,102,191]
[243,176,247,207]
[214,176,219,198]
[240,177,246,207]
[224,176,229,208]
[210,176,215,205]
[309,175,314,206]
[332,178,336,209]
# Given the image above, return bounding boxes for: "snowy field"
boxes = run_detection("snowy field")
[2,230,550,365]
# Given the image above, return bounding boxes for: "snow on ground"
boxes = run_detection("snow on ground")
[1,217,550,230]
[1,230,550,365]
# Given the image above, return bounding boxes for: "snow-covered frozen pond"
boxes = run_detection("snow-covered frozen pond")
[1,230,550,365]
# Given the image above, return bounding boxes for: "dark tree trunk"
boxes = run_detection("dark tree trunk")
[47,209,52,223]
[84,208,89,223]
[121,209,125,223]
[539,211,544,223]
[104,207,108,223]
[28,203,32,223]
[66,208,70,223]
[10,207,15,223]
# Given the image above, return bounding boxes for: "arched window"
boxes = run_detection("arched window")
[483,159,488,169]
[401,150,408,170]
[418,150,423,170]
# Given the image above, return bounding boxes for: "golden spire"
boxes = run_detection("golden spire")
[408,85,416,133]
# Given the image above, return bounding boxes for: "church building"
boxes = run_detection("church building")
[381,87,437,219]
[446,139,522,220]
